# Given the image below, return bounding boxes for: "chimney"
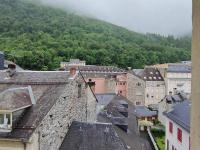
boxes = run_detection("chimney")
[7,63,16,77]
[70,67,77,77]
[0,51,4,70]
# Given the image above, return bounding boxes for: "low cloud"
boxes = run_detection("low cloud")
[40,0,192,36]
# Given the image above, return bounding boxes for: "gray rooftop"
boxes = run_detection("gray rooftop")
[167,63,191,73]
[164,100,191,132]
[96,93,116,105]
[59,121,127,150]
[134,106,157,117]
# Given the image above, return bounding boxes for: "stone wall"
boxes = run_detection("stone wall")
[86,85,97,122]
[127,73,145,105]
[36,75,96,150]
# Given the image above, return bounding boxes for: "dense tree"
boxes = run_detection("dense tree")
[0,0,191,70]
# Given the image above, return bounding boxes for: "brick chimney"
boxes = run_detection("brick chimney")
[0,51,4,70]
[7,63,16,77]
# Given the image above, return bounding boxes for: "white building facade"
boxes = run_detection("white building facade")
[165,117,190,150]
[165,64,191,96]
[164,101,190,150]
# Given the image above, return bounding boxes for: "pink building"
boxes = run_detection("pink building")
[115,74,127,97]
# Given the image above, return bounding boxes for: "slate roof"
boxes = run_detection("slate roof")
[0,87,33,111]
[59,121,127,150]
[134,67,164,81]
[0,71,70,84]
[134,106,157,118]
[164,92,188,104]
[167,63,191,73]
[0,71,70,142]
[96,93,116,105]
[164,100,191,132]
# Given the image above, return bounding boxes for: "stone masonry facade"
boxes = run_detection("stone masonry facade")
[36,75,97,150]
[127,73,145,105]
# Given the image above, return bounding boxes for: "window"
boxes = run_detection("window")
[169,121,173,134]
[146,94,149,98]
[0,113,11,129]
[177,128,182,143]
[136,82,141,86]
[119,91,122,94]
[136,102,141,105]
[123,82,126,85]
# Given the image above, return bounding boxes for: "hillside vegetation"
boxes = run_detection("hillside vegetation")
[0,0,191,70]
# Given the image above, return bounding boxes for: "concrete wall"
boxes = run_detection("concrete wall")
[191,0,200,149]
[165,118,190,150]
[127,73,145,105]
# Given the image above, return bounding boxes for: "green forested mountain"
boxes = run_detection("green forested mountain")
[0,0,191,70]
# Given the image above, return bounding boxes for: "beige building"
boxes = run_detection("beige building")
[0,66,97,150]
[132,67,166,106]
[127,72,145,106]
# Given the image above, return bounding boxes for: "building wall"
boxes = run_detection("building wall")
[115,74,127,97]
[37,75,96,150]
[145,81,165,106]
[166,72,191,95]
[158,101,174,125]
[0,133,39,150]
[127,73,145,105]
[165,118,190,150]
[86,78,106,94]
[86,85,97,122]
[191,0,200,149]
[105,78,116,93]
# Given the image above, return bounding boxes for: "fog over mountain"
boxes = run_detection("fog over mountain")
[40,0,192,36]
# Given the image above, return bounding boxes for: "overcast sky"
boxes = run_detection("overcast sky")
[40,0,192,36]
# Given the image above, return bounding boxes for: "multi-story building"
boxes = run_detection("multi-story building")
[165,63,191,96]
[127,71,145,106]
[61,59,128,96]
[158,92,188,125]
[0,65,97,150]
[164,101,190,150]
[133,67,166,106]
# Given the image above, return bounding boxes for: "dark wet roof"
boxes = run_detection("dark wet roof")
[167,63,191,73]
[164,92,188,103]
[134,67,164,81]
[0,87,33,111]
[0,71,70,141]
[0,71,70,84]
[134,106,157,117]
[59,121,127,150]
[164,101,191,132]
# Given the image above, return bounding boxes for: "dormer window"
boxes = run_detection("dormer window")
[0,113,12,132]
[0,86,35,133]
